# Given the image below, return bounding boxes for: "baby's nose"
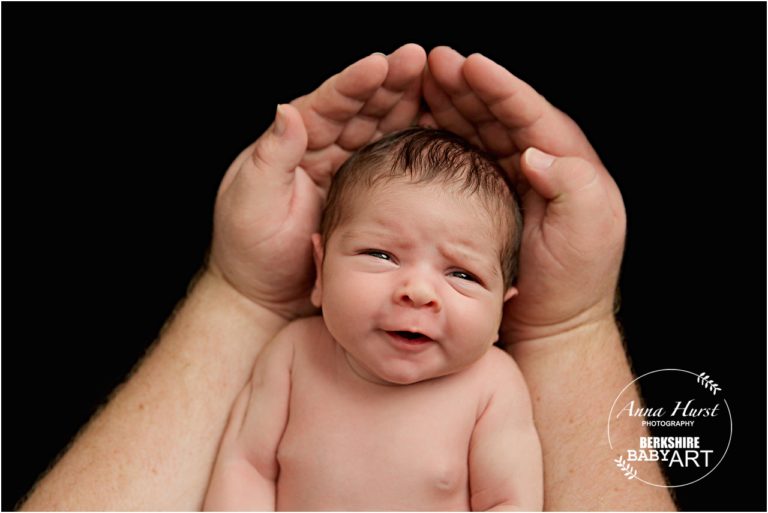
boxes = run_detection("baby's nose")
[395,280,441,312]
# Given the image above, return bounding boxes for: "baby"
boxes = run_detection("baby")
[203,127,543,511]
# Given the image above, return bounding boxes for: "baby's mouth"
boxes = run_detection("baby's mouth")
[386,330,434,343]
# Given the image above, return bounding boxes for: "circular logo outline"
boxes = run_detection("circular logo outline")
[607,368,732,488]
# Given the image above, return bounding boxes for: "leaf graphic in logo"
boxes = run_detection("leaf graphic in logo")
[614,455,638,480]
[698,372,721,395]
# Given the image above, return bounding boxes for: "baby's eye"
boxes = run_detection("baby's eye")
[363,250,392,261]
[450,270,478,283]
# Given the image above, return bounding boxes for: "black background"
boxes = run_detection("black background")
[2,2,766,511]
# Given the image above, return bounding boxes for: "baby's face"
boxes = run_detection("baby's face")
[312,178,516,386]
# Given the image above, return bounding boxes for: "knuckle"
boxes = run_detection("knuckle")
[250,138,275,171]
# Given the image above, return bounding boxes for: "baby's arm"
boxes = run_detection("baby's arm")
[469,350,543,512]
[203,323,296,511]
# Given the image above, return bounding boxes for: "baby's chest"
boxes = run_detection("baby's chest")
[276,371,480,507]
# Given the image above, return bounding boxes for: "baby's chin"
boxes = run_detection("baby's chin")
[364,361,455,387]
[344,351,443,386]
[379,373,430,386]
[361,365,430,387]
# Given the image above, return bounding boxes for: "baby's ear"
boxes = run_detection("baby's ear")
[310,233,324,308]
[503,287,518,303]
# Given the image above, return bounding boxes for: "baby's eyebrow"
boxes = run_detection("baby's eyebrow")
[339,228,409,247]
[340,229,381,239]
[439,244,499,279]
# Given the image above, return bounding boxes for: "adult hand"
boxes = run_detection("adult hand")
[210,44,426,320]
[421,46,626,341]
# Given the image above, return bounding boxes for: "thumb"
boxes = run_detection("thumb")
[519,146,616,239]
[249,103,308,184]
[519,147,598,202]
[219,104,308,195]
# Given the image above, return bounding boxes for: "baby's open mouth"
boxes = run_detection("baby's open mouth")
[387,331,433,343]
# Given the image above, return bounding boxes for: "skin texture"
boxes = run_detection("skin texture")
[20,44,674,511]
[205,317,542,511]
[204,179,542,511]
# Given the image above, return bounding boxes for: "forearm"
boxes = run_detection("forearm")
[21,270,287,511]
[508,319,675,511]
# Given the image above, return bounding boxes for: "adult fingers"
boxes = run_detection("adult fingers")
[428,47,494,122]
[422,48,478,144]
[462,53,602,167]
[337,44,426,148]
[365,44,426,116]
[422,63,484,147]
[377,44,427,134]
[426,47,517,156]
[296,145,353,191]
[417,111,438,128]
[291,53,389,151]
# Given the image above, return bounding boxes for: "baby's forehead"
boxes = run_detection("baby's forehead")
[339,179,505,253]
[353,176,489,204]
[351,177,499,216]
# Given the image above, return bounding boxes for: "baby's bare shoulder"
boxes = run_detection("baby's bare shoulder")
[478,346,524,381]
[263,316,326,359]
[277,316,335,363]
[278,315,325,339]
[469,347,532,409]
[273,315,330,344]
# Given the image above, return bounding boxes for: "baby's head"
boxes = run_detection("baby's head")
[311,127,522,385]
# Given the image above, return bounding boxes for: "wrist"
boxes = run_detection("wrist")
[503,304,620,362]
[205,258,317,322]
[192,266,289,332]
[501,295,617,345]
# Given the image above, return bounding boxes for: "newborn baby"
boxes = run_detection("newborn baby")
[203,127,543,511]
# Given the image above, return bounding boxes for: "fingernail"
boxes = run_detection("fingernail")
[526,147,555,171]
[273,104,286,136]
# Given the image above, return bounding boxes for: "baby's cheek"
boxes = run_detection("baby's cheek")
[324,273,381,327]
[452,299,502,345]
[351,276,387,300]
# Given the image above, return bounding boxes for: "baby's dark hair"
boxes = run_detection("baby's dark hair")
[320,127,523,288]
